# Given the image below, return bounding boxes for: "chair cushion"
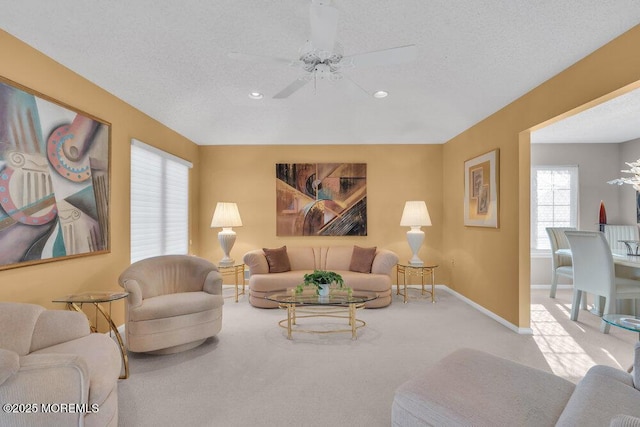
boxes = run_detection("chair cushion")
[129,291,223,322]
[349,245,377,273]
[556,265,573,278]
[263,246,291,273]
[393,348,575,427]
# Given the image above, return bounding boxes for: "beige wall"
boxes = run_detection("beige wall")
[4,23,640,332]
[198,144,446,282]
[443,25,640,328]
[0,31,201,327]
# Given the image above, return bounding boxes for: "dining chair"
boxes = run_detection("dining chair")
[565,231,640,333]
[546,227,576,298]
[602,224,640,253]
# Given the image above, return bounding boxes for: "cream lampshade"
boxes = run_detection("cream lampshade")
[400,201,432,266]
[210,202,243,266]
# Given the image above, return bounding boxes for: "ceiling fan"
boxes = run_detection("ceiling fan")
[228,0,417,99]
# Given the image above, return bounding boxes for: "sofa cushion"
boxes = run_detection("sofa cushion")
[349,245,377,273]
[556,365,640,426]
[129,291,223,322]
[263,246,292,273]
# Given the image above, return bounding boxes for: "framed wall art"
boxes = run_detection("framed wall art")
[464,149,499,228]
[0,77,111,270]
[275,163,367,236]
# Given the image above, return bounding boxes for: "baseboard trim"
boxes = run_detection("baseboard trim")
[437,285,533,335]
[530,284,573,290]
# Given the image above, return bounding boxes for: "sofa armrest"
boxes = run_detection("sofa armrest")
[610,415,640,427]
[0,348,19,386]
[243,250,270,275]
[30,310,90,353]
[0,353,90,426]
[120,278,143,308]
[203,270,223,295]
[371,249,399,275]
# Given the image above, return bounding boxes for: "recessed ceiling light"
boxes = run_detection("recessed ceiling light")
[373,90,388,99]
[248,92,263,100]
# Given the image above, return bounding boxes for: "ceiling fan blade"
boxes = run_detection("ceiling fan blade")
[344,44,417,68]
[309,3,339,52]
[337,74,373,99]
[228,51,293,66]
[273,78,310,99]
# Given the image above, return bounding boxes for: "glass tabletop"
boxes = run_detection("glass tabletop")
[53,291,129,304]
[266,290,378,306]
[602,314,640,333]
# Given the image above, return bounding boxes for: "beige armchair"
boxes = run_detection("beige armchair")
[0,302,120,427]
[118,255,224,354]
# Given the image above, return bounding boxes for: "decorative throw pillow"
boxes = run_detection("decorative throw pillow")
[349,245,377,273]
[263,246,291,273]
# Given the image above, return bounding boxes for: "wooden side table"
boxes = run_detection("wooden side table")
[52,291,129,379]
[396,263,439,303]
[218,263,246,302]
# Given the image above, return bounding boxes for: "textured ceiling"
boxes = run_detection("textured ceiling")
[532,87,640,144]
[1,1,640,146]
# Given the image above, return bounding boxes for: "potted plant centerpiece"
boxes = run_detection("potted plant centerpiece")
[297,270,346,297]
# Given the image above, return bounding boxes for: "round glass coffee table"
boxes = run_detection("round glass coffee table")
[602,314,640,339]
[265,289,378,340]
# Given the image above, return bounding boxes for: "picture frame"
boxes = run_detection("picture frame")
[0,76,111,270]
[464,149,499,228]
[275,163,367,236]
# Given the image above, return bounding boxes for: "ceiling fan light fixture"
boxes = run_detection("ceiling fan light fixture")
[248,92,264,100]
[373,90,388,99]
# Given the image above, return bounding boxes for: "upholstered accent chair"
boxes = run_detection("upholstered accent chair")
[118,255,224,354]
[0,302,121,427]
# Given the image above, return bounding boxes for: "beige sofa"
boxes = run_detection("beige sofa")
[392,347,640,426]
[0,302,121,427]
[118,255,224,354]
[244,246,399,308]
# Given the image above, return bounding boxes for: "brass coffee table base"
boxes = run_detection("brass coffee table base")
[278,303,366,340]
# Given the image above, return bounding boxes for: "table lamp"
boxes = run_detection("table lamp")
[400,201,432,266]
[210,202,243,266]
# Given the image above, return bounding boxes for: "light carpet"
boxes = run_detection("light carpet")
[117,287,636,426]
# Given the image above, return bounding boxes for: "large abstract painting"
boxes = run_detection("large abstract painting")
[0,78,110,270]
[276,163,367,236]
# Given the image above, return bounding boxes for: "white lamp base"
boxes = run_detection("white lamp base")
[406,227,425,266]
[218,228,237,266]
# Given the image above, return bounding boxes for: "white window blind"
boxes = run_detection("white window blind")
[130,139,192,263]
[531,166,579,251]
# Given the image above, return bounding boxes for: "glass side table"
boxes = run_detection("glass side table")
[218,263,246,302]
[53,291,129,379]
[396,263,439,303]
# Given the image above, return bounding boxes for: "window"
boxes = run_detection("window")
[531,166,579,251]
[130,139,192,263]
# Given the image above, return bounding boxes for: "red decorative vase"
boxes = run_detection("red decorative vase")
[599,201,607,231]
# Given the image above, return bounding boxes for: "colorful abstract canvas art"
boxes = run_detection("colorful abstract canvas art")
[275,163,367,236]
[0,78,110,269]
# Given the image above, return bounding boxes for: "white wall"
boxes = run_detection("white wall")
[530,142,636,285]
[619,138,640,225]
